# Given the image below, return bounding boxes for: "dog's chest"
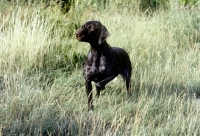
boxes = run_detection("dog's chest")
[85,56,108,73]
[84,54,117,80]
[98,56,106,71]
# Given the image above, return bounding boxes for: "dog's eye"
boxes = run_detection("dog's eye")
[86,25,91,29]
[87,25,94,31]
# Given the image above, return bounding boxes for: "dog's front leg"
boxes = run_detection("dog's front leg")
[85,80,94,111]
[95,84,105,98]
[95,74,118,97]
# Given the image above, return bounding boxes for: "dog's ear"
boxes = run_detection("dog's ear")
[98,24,110,45]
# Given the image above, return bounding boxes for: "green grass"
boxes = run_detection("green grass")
[0,1,200,136]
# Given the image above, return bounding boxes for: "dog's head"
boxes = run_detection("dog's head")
[76,21,110,45]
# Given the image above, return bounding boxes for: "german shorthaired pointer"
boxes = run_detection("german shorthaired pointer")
[76,21,132,111]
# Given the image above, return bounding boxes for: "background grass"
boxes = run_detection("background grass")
[0,0,200,135]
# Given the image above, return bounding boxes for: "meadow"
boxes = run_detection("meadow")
[0,0,200,135]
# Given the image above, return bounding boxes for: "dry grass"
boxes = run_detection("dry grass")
[0,1,200,136]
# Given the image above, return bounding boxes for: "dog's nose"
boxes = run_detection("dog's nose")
[75,31,80,36]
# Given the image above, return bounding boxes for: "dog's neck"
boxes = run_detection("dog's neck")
[89,41,111,67]
[89,41,111,51]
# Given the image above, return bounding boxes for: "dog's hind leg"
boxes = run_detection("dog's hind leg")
[125,76,131,96]
[121,70,132,96]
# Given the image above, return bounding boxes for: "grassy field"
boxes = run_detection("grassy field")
[0,0,200,135]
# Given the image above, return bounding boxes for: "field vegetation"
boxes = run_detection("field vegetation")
[0,0,200,135]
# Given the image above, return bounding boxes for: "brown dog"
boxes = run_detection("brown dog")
[76,21,132,111]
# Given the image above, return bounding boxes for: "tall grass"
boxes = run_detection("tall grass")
[0,1,200,136]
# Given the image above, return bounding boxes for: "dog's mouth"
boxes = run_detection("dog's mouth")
[76,33,85,41]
